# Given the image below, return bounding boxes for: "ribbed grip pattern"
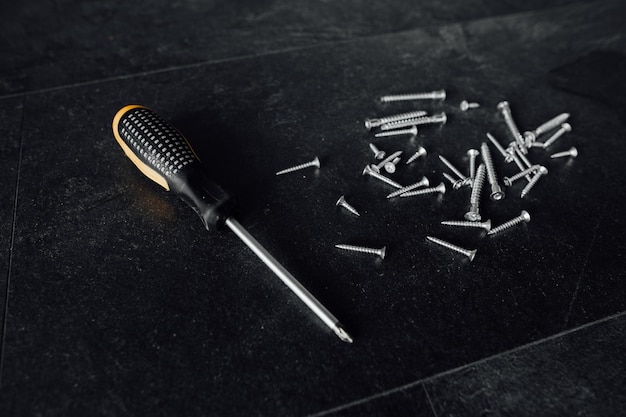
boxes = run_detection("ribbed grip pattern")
[118,107,197,178]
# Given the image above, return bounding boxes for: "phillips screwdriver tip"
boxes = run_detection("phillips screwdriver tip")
[334,324,353,343]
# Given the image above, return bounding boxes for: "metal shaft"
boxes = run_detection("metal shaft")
[225,217,352,343]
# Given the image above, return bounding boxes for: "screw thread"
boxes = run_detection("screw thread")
[480,143,498,185]
[335,244,386,259]
[470,164,486,205]
[365,110,428,129]
[363,166,403,188]
[542,124,571,148]
[406,147,427,164]
[426,236,476,261]
[386,177,430,198]
[534,113,570,137]
[498,101,526,151]
[399,182,445,197]
[503,165,541,186]
[374,126,418,137]
[438,155,467,180]
[379,113,446,130]
[380,90,445,102]
[276,157,320,175]
[520,170,546,198]
[488,211,531,235]
[441,219,491,231]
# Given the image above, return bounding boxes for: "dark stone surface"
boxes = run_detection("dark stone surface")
[424,313,626,417]
[1,1,625,416]
[0,0,577,95]
[0,97,23,334]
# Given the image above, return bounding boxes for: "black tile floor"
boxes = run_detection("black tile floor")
[1,1,625,416]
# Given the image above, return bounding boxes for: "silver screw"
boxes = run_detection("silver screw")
[438,155,468,182]
[503,165,543,186]
[511,142,533,169]
[543,123,572,148]
[497,101,526,153]
[379,112,447,131]
[520,166,548,198]
[480,142,505,201]
[488,210,531,236]
[335,244,386,259]
[426,236,477,261]
[380,89,446,102]
[460,100,480,111]
[523,112,570,143]
[365,110,428,130]
[465,163,486,221]
[467,149,479,182]
[550,146,578,159]
[276,156,320,176]
[441,219,492,232]
[486,132,514,163]
[372,150,403,173]
[384,157,401,174]
[405,146,427,164]
[399,182,445,197]
[336,195,360,217]
[369,143,386,160]
[386,177,430,198]
[374,126,418,138]
[362,165,403,188]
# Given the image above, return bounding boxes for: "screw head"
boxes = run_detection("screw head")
[467,149,479,158]
[482,219,492,231]
[464,211,481,221]
[460,100,469,111]
[523,131,536,144]
[467,249,477,262]
[379,246,387,260]
[335,195,346,206]
[520,210,531,222]
[538,165,549,175]
[435,182,446,194]
[364,120,373,130]
[384,162,396,174]
[561,122,572,133]
[497,101,510,111]
[362,165,373,176]
[311,156,321,168]
[568,146,578,157]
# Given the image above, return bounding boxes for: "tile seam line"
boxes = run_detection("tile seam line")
[305,310,626,417]
[0,93,27,389]
[0,1,593,100]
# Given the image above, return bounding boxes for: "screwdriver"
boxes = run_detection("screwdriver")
[112,105,352,343]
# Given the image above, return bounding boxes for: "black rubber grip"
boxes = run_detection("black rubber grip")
[113,105,233,230]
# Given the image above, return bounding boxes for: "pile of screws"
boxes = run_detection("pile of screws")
[274,89,577,262]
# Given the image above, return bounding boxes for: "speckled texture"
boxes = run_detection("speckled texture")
[1,1,625,416]
[0,0,577,95]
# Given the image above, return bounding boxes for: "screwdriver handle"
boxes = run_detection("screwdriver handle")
[112,105,232,230]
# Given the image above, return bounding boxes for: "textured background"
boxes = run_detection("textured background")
[1,1,625,416]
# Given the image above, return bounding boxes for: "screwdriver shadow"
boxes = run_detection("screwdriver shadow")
[173,109,274,217]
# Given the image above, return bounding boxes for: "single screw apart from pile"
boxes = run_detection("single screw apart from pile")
[276,156,320,176]
[336,195,360,217]
[550,146,578,159]
[460,100,480,111]
[380,89,446,102]
[335,244,386,259]
[488,210,531,236]
[426,236,477,261]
